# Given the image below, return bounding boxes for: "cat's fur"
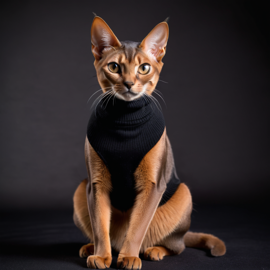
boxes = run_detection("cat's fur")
[73,16,226,269]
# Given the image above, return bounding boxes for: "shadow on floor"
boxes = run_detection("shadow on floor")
[0,242,126,269]
[0,242,87,267]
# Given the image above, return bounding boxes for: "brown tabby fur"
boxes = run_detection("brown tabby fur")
[73,16,226,269]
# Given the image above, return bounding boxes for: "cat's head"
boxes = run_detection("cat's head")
[91,16,169,101]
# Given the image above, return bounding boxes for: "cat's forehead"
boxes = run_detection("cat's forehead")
[102,41,153,66]
[120,41,140,62]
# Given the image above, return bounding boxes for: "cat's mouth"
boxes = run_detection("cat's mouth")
[122,90,138,96]
[113,87,143,101]
[116,89,140,101]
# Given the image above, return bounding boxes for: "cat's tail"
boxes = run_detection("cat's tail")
[184,231,226,256]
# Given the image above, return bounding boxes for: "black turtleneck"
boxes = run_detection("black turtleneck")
[87,95,180,211]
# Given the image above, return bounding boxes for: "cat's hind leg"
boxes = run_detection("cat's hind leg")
[142,182,226,261]
[144,230,226,261]
[143,223,187,261]
[79,243,95,258]
[142,183,192,261]
[73,179,95,257]
[144,246,175,261]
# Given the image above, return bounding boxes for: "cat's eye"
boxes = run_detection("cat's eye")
[108,62,120,73]
[138,64,151,75]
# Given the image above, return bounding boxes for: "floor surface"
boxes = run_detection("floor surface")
[0,205,269,270]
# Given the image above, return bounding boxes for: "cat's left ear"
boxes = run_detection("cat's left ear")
[139,20,169,62]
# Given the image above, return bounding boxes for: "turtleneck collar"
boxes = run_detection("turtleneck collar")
[95,95,154,127]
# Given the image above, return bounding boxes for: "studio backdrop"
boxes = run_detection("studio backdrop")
[1,0,269,210]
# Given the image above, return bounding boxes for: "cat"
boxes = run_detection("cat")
[73,15,226,269]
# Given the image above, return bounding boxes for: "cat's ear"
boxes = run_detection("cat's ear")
[139,21,169,62]
[91,16,121,60]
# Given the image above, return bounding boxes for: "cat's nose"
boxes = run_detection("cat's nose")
[124,81,134,90]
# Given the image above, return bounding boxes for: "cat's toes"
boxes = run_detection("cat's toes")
[144,247,164,261]
[79,243,95,258]
[87,255,112,269]
[117,256,142,269]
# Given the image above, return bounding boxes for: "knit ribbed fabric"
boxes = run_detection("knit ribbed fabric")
[87,95,180,211]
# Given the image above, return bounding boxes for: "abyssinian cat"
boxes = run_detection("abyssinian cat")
[73,16,226,269]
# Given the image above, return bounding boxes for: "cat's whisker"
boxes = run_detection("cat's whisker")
[104,91,115,110]
[153,92,166,107]
[90,90,111,111]
[90,93,104,110]
[144,93,155,109]
[98,89,112,107]
[87,89,103,104]
[90,92,107,109]
[101,90,114,109]
[87,87,112,104]
[142,94,153,111]
[94,98,104,117]
[158,79,168,84]
[113,91,117,106]
[94,91,113,116]
[145,93,161,112]
[153,90,167,107]
[154,89,164,97]
[90,94,105,112]
[151,93,163,110]
[145,93,162,112]
[152,97,162,112]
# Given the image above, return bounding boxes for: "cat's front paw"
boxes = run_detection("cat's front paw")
[117,255,142,270]
[86,255,112,269]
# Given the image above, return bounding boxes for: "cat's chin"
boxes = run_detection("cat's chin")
[115,92,141,102]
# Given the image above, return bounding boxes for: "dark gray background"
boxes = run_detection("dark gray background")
[1,0,269,210]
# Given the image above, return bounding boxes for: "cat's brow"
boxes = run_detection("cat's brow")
[118,54,126,64]
[134,55,144,65]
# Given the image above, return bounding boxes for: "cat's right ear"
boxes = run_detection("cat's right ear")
[91,16,121,60]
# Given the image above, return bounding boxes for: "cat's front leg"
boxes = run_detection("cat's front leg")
[86,182,112,269]
[117,185,165,269]
[85,141,112,269]
[117,131,167,269]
